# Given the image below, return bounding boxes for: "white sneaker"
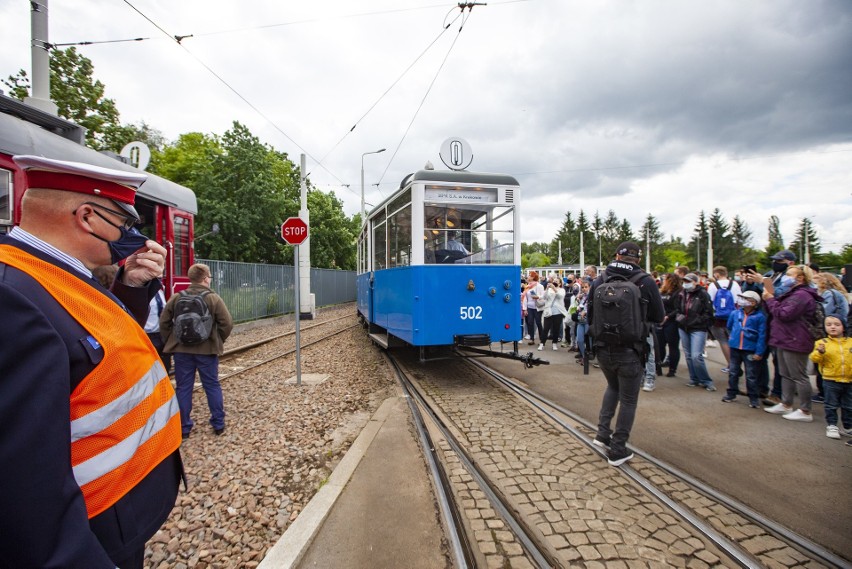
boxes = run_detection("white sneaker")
[765,403,793,415]
[826,425,841,439]
[552,344,558,351]
[537,343,544,351]
[525,334,531,340]
[783,409,814,422]
[642,383,655,392]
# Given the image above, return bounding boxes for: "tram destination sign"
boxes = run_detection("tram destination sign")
[281,216,309,245]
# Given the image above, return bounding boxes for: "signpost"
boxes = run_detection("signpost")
[281,217,309,385]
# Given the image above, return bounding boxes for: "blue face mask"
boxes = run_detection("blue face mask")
[103,225,150,264]
[779,275,795,288]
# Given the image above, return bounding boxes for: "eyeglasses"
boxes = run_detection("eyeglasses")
[76,202,137,230]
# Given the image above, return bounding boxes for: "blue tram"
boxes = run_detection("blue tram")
[358,168,543,363]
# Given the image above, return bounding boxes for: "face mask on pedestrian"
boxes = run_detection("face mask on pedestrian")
[779,274,795,289]
[81,203,149,263]
[683,282,695,291]
[772,261,788,273]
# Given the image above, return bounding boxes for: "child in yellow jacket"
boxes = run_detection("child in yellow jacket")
[810,316,852,442]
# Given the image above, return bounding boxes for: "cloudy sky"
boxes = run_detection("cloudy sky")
[2,0,851,254]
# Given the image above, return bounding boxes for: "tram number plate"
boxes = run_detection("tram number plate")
[459,306,483,320]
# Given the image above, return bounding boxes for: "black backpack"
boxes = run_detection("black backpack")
[591,272,649,346]
[173,290,213,345]
[806,299,827,341]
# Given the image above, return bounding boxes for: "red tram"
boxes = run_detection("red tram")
[0,93,197,297]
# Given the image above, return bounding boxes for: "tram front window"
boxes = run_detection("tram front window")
[424,204,514,264]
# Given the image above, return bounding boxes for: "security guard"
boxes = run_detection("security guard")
[0,155,182,568]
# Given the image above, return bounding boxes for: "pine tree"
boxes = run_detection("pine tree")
[788,217,820,264]
[688,211,708,272]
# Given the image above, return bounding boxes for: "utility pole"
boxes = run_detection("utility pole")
[26,0,58,115]
[707,225,713,275]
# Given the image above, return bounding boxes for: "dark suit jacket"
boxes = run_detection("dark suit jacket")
[0,237,181,568]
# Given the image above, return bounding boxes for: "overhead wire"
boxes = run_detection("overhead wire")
[314,7,461,168]
[120,0,345,184]
[373,5,472,195]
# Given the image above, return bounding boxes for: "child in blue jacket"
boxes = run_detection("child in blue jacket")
[722,290,768,407]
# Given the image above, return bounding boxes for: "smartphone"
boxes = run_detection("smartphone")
[742,264,757,273]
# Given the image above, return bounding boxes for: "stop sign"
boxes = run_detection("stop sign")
[281,217,309,245]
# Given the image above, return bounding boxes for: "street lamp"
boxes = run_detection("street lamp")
[361,148,386,220]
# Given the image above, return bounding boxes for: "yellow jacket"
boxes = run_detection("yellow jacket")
[810,336,852,383]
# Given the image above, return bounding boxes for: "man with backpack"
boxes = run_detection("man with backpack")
[707,266,742,373]
[160,263,234,439]
[588,242,665,466]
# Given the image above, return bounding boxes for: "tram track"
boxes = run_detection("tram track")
[181,314,360,391]
[388,352,553,569]
[469,358,847,569]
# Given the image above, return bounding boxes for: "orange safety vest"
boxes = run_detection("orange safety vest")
[0,245,181,518]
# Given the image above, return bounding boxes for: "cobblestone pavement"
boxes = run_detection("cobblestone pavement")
[408,356,831,568]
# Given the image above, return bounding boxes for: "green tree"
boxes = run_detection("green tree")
[304,189,358,269]
[763,215,786,267]
[688,211,708,272]
[5,48,126,150]
[788,217,820,264]
[522,251,550,270]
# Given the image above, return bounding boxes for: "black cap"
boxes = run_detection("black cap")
[615,241,641,257]
[770,249,796,262]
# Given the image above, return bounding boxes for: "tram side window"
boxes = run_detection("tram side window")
[173,215,191,276]
[373,221,387,270]
[0,169,12,226]
[387,203,411,268]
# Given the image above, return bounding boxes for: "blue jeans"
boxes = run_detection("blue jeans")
[524,308,544,342]
[596,346,643,455]
[575,321,588,356]
[679,329,713,387]
[727,348,759,402]
[823,380,852,429]
[644,333,656,382]
[174,353,225,433]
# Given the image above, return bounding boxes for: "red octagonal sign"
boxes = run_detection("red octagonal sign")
[281,216,309,245]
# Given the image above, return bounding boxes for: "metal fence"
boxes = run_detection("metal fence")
[198,259,356,324]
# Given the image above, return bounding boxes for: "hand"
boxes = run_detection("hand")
[121,240,166,287]
[751,354,763,361]
[817,343,826,354]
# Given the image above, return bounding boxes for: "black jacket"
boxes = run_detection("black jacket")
[676,287,714,332]
[587,260,665,329]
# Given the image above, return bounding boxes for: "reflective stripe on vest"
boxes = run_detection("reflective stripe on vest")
[0,245,181,518]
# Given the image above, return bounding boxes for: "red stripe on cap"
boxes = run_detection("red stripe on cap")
[24,170,137,205]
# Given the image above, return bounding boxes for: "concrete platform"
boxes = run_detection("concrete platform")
[259,396,448,569]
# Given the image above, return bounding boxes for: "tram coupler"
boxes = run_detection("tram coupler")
[454,341,549,368]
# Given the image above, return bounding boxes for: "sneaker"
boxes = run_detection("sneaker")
[607,449,634,467]
[846,440,852,447]
[765,403,793,414]
[666,370,677,377]
[811,394,825,404]
[763,395,782,406]
[560,343,567,348]
[528,341,535,345]
[782,409,814,422]
[702,352,708,358]
[553,344,558,351]
[685,382,699,387]
[721,395,736,403]
[642,382,655,392]
[749,401,760,409]
[182,431,191,440]
[592,437,610,450]
[592,362,600,368]
[826,425,841,439]
[524,334,531,340]
[721,367,730,374]
[537,343,544,351]
[704,384,717,392]
[214,427,225,435]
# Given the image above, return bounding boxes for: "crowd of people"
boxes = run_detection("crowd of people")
[522,249,852,453]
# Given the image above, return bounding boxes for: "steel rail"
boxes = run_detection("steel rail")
[221,314,356,357]
[470,358,849,569]
[390,355,555,569]
[386,354,472,569]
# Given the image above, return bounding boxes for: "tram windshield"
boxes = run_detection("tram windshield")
[424,203,514,264]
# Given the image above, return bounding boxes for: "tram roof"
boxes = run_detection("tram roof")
[0,96,197,214]
[399,169,520,190]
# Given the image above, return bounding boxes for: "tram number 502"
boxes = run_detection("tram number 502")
[459,306,483,320]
